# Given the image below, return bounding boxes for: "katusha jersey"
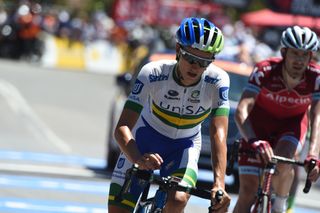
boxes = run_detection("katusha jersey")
[246,58,320,119]
[125,60,230,139]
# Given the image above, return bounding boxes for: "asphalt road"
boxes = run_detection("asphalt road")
[0,58,319,213]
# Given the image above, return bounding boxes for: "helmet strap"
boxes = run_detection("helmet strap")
[173,63,184,86]
[175,44,184,83]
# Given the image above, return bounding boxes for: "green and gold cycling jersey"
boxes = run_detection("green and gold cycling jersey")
[125,59,230,139]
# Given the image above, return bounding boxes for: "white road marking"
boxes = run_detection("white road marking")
[0,162,96,177]
[0,79,72,153]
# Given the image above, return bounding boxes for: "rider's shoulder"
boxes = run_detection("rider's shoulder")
[140,60,176,74]
[142,59,176,69]
[254,57,282,72]
[307,61,320,75]
[206,63,229,78]
[137,60,176,83]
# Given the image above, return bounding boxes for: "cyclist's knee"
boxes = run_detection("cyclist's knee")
[274,140,296,158]
[276,163,294,178]
[165,191,190,212]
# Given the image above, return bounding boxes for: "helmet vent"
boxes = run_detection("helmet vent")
[291,29,299,48]
[193,21,200,43]
[184,24,190,42]
[210,29,218,46]
[203,20,211,44]
[302,33,306,44]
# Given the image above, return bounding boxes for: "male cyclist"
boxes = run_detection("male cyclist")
[233,26,320,213]
[108,17,231,213]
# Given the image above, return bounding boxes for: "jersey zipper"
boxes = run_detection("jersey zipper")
[175,87,188,138]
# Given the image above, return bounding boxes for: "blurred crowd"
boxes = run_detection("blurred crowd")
[2,0,315,73]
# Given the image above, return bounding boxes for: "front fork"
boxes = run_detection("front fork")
[252,163,275,213]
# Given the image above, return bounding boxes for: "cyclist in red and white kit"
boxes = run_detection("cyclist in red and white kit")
[233,26,320,213]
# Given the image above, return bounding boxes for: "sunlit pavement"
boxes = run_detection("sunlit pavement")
[0,151,318,213]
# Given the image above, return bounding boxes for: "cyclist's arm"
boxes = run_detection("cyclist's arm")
[210,115,228,189]
[234,90,258,141]
[114,107,141,163]
[305,99,320,181]
[114,62,152,164]
[308,99,320,158]
[114,105,163,170]
[210,115,231,211]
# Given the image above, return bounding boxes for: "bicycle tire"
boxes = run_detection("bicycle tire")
[261,195,268,213]
[135,200,154,213]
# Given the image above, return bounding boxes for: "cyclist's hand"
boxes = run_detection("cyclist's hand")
[135,153,163,170]
[210,188,230,213]
[249,139,273,164]
[304,155,320,182]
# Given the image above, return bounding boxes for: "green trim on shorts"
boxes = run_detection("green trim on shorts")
[108,183,137,212]
[171,168,198,187]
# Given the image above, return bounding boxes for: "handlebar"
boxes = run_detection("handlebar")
[114,163,139,202]
[303,158,317,193]
[226,139,240,175]
[227,139,316,194]
[116,164,225,212]
[271,155,304,166]
[272,156,317,193]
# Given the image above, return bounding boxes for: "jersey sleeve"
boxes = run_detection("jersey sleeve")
[125,63,152,113]
[211,70,230,117]
[313,74,320,100]
[245,65,264,94]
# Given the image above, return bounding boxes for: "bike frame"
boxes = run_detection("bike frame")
[135,181,168,212]
[251,162,275,213]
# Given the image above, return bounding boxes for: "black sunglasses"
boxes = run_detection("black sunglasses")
[180,48,214,68]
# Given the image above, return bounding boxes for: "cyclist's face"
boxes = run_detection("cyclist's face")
[283,48,311,79]
[178,46,214,86]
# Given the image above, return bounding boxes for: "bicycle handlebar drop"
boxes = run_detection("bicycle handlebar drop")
[227,139,315,194]
[303,159,317,193]
[226,139,240,176]
[208,190,224,212]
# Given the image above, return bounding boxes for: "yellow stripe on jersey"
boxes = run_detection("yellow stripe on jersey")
[152,102,211,129]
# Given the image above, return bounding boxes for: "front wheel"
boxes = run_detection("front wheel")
[253,195,269,213]
[261,195,268,213]
[135,200,155,213]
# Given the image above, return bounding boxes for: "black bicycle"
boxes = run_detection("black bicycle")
[115,164,224,213]
[227,139,316,213]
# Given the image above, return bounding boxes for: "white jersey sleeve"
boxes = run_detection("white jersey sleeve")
[207,64,230,116]
[126,63,154,112]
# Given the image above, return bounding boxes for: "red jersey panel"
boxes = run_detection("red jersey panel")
[246,58,320,119]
